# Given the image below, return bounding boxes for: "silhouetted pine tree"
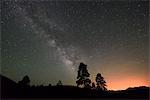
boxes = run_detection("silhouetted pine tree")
[92,82,96,89]
[57,80,62,86]
[76,63,91,88]
[96,73,107,91]
[18,75,30,88]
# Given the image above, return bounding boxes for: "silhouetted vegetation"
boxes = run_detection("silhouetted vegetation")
[91,82,96,89]
[96,73,107,91]
[18,75,30,88]
[57,80,62,86]
[1,63,149,99]
[76,63,91,88]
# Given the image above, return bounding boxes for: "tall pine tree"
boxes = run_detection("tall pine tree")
[76,63,91,88]
[96,73,107,91]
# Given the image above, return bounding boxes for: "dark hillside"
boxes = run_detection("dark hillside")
[0,75,149,99]
[1,75,21,98]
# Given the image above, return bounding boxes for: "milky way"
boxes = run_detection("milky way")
[2,0,149,90]
[8,2,83,71]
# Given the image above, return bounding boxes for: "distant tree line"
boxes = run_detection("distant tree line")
[18,76,63,88]
[18,62,107,91]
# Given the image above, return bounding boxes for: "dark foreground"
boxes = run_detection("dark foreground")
[1,75,149,99]
[1,98,149,100]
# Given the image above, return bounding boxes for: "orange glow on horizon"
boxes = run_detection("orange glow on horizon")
[106,77,149,90]
[89,61,149,90]
[90,72,149,90]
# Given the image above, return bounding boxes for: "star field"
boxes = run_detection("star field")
[1,0,149,90]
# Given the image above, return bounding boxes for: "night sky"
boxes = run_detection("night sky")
[1,0,149,90]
